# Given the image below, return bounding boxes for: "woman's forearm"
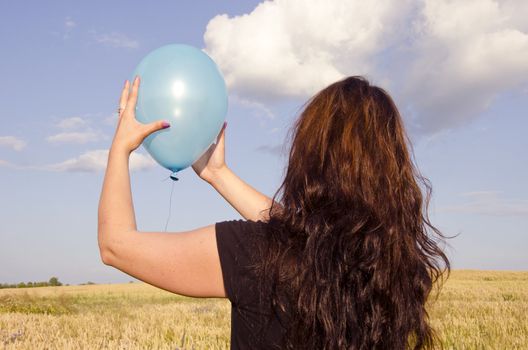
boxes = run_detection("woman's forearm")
[97,146,136,256]
[209,166,279,222]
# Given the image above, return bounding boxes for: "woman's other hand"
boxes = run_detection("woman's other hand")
[111,76,170,154]
[192,121,227,183]
[191,121,279,221]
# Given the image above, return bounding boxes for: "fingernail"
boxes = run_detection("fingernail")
[162,121,171,128]
[224,121,227,128]
[134,76,139,84]
[124,79,128,87]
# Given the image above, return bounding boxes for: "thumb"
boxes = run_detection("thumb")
[216,121,227,146]
[143,120,170,137]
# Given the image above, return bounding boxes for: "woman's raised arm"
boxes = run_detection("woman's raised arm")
[192,123,282,222]
[97,77,225,297]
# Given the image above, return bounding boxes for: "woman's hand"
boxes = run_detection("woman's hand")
[192,121,227,184]
[111,76,170,154]
[191,120,279,221]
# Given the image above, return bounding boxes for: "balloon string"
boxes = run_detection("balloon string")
[164,179,176,232]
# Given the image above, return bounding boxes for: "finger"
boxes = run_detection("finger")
[142,120,170,138]
[125,76,140,114]
[216,121,227,147]
[118,80,130,116]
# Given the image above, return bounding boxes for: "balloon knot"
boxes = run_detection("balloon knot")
[169,172,179,181]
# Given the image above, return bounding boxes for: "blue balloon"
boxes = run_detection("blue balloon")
[131,44,228,175]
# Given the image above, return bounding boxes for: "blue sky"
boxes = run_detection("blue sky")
[1,0,527,284]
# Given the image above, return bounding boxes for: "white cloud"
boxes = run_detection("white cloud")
[103,112,119,126]
[56,116,87,130]
[203,0,528,134]
[440,191,528,216]
[65,16,76,29]
[1,150,156,173]
[0,136,27,151]
[46,131,101,144]
[129,152,157,172]
[204,0,408,100]
[60,16,77,40]
[402,0,528,133]
[231,95,275,120]
[93,31,139,49]
[255,144,285,156]
[45,149,155,172]
[48,116,108,144]
[0,159,21,169]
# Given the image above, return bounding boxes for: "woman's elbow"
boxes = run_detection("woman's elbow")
[98,232,116,266]
[99,247,114,266]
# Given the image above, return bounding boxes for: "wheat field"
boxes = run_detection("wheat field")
[1,270,527,349]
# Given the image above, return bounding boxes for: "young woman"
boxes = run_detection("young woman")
[98,75,450,349]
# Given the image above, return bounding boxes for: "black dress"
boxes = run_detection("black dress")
[215,219,289,349]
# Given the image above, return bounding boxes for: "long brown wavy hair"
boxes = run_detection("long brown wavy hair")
[253,76,451,349]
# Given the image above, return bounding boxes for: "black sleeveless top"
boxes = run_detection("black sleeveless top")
[215,219,289,349]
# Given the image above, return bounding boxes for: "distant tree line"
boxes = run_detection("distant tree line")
[0,277,62,289]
